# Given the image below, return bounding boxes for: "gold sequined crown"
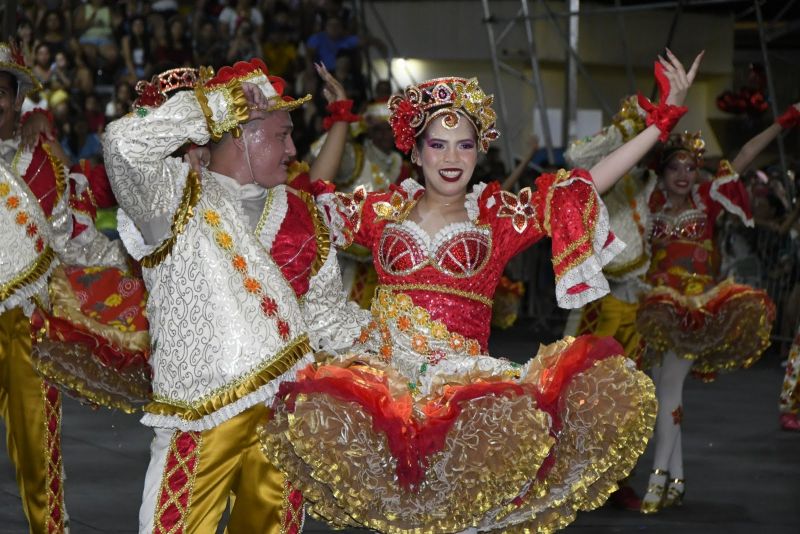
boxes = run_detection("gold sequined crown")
[662,131,706,163]
[134,67,199,108]
[388,77,499,153]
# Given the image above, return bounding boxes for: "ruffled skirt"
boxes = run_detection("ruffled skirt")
[261,335,656,533]
[31,265,151,412]
[636,278,775,375]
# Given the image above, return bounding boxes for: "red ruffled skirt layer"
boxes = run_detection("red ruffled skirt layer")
[261,335,656,533]
[637,279,775,375]
[31,266,151,412]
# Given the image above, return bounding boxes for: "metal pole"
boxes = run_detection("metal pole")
[772,0,797,23]
[562,0,580,147]
[538,0,614,116]
[615,0,637,95]
[520,0,556,162]
[481,0,516,172]
[522,0,750,20]
[651,0,684,101]
[496,7,526,47]
[754,0,788,177]
[366,0,402,91]
[354,0,374,101]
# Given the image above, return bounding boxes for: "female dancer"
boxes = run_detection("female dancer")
[262,51,701,532]
[566,98,799,509]
[635,119,790,510]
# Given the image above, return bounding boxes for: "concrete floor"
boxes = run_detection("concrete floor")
[1,322,798,533]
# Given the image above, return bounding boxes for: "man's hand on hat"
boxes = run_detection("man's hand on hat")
[241,81,271,122]
[315,62,347,104]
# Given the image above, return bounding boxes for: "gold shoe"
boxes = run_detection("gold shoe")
[663,477,685,508]
[640,468,669,514]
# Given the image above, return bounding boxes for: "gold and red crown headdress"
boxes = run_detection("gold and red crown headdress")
[0,42,41,98]
[661,130,706,167]
[134,67,200,108]
[388,77,499,154]
[199,58,310,113]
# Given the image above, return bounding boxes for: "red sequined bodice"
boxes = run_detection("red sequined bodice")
[376,219,502,349]
[338,171,617,350]
[645,169,752,294]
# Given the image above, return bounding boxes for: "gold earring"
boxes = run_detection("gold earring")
[410,144,420,165]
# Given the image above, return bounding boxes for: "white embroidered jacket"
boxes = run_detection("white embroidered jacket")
[0,159,60,315]
[0,139,127,316]
[104,89,368,431]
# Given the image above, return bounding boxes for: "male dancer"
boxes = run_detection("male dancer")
[0,42,126,533]
[104,58,367,533]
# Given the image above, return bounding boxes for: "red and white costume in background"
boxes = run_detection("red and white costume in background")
[309,101,415,308]
[780,323,800,417]
[103,60,367,533]
[0,121,126,534]
[264,165,657,531]
[0,42,127,533]
[636,159,775,374]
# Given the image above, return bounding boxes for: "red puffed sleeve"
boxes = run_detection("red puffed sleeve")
[695,160,753,227]
[477,169,624,308]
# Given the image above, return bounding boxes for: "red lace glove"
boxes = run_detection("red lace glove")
[322,99,360,130]
[637,62,688,142]
[776,105,800,130]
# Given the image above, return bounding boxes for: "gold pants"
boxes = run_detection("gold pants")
[576,294,644,363]
[141,404,302,533]
[0,308,65,534]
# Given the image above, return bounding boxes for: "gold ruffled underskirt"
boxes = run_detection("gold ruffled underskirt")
[260,346,656,533]
[32,340,149,413]
[637,280,775,374]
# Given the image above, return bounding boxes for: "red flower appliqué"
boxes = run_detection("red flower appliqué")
[261,295,278,317]
[497,188,537,233]
[389,99,422,153]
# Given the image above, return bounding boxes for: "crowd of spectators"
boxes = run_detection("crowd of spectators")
[12,0,387,163]
[10,1,799,347]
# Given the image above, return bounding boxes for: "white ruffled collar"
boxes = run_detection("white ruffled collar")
[210,171,268,202]
[396,178,489,224]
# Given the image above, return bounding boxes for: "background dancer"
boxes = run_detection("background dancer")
[0,41,125,534]
[636,124,784,512]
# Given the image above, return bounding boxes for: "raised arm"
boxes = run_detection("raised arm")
[103,88,221,245]
[589,50,704,194]
[731,103,800,174]
[308,63,353,183]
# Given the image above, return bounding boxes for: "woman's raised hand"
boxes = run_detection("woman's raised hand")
[315,62,347,104]
[660,48,704,107]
